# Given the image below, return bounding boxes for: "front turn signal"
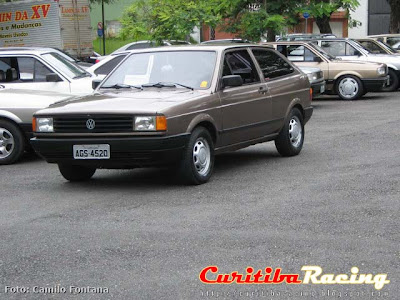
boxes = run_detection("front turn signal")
[32,117,36,132]
[310,88,313,101]
[156,116,167,131]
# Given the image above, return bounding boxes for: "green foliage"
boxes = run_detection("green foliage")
[304,0,360,19]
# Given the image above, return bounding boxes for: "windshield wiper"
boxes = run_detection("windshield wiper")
[142,82,194,91]
[101,83,142,90]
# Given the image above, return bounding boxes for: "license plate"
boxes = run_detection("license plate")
[73,144,110,160]
[320,85,325,94]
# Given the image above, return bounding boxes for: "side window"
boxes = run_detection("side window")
[321,41,346,56]
[0,57,18,82]
[94,55,126,76]
[345,43,358,55]
[17,57,53,82]
[223,50,260,84]
[360,41,385,54]
[252,49,294,80]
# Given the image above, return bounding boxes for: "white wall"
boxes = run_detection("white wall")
[348,0,368,38]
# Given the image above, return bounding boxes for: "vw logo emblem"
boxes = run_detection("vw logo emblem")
[86,119,96,130]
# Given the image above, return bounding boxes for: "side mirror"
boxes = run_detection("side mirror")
[222,75,243,88]
[313,56,322,62]
[46,73,62,82]
[92,79,102,89]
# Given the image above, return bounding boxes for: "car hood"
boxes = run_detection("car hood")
[37,89,209,115]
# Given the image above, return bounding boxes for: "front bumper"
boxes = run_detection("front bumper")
[311,79,326,97]
[361,76,389,92]
[30,134,190,169]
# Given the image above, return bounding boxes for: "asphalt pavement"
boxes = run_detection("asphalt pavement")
[0,92,399,299]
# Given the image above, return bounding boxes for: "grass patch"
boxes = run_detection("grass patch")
[93,38,139,55]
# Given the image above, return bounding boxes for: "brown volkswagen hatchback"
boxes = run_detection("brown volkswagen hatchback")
[31,45,313,184]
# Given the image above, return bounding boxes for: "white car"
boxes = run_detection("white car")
[0,89,72,164]
[87,51,129,81]
[0,47,94,95]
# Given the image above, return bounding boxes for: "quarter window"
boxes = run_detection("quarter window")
[222,50,260,84]
[252,49,294,80]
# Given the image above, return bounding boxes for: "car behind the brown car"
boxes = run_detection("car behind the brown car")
[31,45,313,184]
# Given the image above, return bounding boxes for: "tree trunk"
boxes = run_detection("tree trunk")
[388,0,400,33]
[267,29,276,42]
[315,15,333,34]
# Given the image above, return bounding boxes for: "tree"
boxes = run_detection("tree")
[305,0,360,34]
[387,0,400,33]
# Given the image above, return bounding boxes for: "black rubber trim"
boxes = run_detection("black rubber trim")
[219,118,284,134]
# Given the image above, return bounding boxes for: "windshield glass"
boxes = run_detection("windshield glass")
[308,43,336,60]
[42,52,89,79]
[101,51,217,89]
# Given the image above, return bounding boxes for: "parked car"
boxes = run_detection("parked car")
[0,89,71,164]
[201,39,252,44]
[356,38,400,56]
[31,45,313,184]
[0,48,94,95]
[51,48,94,69]
[266,41,388,100]
[87,52,129,80]
[277,34,336,42]
[313,38,400,91]
[95,40,191,62]
[298,66,325,97]
[368,34,400,52]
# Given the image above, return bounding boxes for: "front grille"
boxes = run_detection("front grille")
[53,116,133,133]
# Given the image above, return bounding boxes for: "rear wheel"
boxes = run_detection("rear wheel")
[178,127,214,185]
[275,108,304,157]
[381,69,399,92]
[336,75,363,100]
[0,120,25,165]
[58,164,96,182]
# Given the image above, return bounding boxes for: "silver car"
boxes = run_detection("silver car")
[0,89,71,164]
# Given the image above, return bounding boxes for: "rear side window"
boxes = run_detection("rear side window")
[94,55,126,76]
[252,49,294,80]
[222,50,260,84]
[277,45,319,62]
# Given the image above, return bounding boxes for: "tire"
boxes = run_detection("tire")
[335,75,363,100]
[58,164,96,182]
[275,108,304,157]
[381,69,399,92]
[0,119,25,165]
[178,126,214,185]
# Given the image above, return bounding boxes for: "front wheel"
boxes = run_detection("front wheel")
[178,127,214,185]
[0,120,25,165]
[381,69,399,92]
[275,108,304,157]
[336,75,363,100]
[58,164,96,182]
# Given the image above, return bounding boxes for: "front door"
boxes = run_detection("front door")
[217,49,272,146]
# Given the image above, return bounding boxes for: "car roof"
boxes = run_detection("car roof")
[0,47,58,55]
[109,44,271,54]
[368,34,400,38]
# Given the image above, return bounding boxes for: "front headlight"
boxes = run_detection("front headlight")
[134,116,167,131]
[377,66,386,75]
[307,73,318,82]
[34,117,54,132]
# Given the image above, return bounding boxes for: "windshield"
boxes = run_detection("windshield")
[308,43,336,60]
[101,51,217,90]
[41,52,90,79]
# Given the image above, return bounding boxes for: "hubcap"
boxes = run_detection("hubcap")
[289,117,303,148]
[0,128,15,159]
[193,137,211,176]
[338,78,358,99]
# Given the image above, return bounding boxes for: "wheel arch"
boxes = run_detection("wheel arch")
[186,114,218,145]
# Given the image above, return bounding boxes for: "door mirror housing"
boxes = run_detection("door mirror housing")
[222,75,243,88]
[92,79,102,89]
[313,56,322,62]
[46,73,62,82]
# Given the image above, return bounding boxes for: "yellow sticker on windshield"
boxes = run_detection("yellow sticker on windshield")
[200,81,208,88]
